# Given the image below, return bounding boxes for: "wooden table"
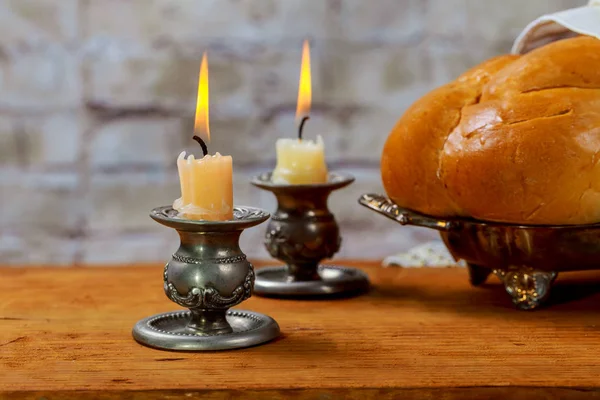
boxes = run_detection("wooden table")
[2,262,600,399]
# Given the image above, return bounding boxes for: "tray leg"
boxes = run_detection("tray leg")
[494,268,557,310]
[467,263,491,286]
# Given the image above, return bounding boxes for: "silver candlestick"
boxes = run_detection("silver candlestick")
[251,172,370,297]
[132,205,280,351]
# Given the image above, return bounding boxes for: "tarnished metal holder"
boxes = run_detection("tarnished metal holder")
[132,206,280,351]
[251,172,370,297]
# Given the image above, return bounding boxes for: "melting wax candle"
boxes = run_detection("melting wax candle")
[173,52,234,220]
[174,151,233,221]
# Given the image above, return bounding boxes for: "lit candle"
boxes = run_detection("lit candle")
[272,40,328,185]
[173,52,234,221]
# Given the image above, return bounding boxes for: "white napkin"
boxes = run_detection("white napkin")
[382,240,466,268]
[512,0,600,54]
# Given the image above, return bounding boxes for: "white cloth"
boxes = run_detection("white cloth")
[512,0,600,54]
[382,241,466,268]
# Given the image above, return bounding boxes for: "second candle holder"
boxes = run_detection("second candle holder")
[251,172,370,297]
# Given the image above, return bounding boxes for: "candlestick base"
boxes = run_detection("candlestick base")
[133,309,280,351]
[132,205,280,351]
[255,265,369,297]
[251,172,370,299]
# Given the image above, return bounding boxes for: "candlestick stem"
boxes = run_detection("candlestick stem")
[287,262,320,282]
[188,310,231,335]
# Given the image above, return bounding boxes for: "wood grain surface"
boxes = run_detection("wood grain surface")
[2,261,600,399]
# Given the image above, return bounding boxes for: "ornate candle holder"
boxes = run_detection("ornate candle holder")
[251,172,370,297]
[132,206,280,351]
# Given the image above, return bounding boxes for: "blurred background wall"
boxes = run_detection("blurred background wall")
[0,0,582,265]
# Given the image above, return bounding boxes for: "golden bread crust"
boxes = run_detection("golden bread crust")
[381,36,600,224]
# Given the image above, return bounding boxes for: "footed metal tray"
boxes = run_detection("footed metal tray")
[360,193,600,310]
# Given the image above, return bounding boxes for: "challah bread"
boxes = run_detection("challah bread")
[381,36,600,225]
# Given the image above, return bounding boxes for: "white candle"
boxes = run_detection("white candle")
[174,151,233,221]
[272,136,328,184]
[271,39,329,185]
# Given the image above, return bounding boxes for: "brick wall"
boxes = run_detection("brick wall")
[0,0,583,264]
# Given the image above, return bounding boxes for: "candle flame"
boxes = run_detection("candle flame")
[295,40,311,122]
[194,52,210,141]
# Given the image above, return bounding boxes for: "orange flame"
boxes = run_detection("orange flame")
[194,52,210,141]
[295,40,311,122]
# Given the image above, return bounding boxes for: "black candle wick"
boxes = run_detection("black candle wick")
[298,116,310,140]
[192,135,208,156]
